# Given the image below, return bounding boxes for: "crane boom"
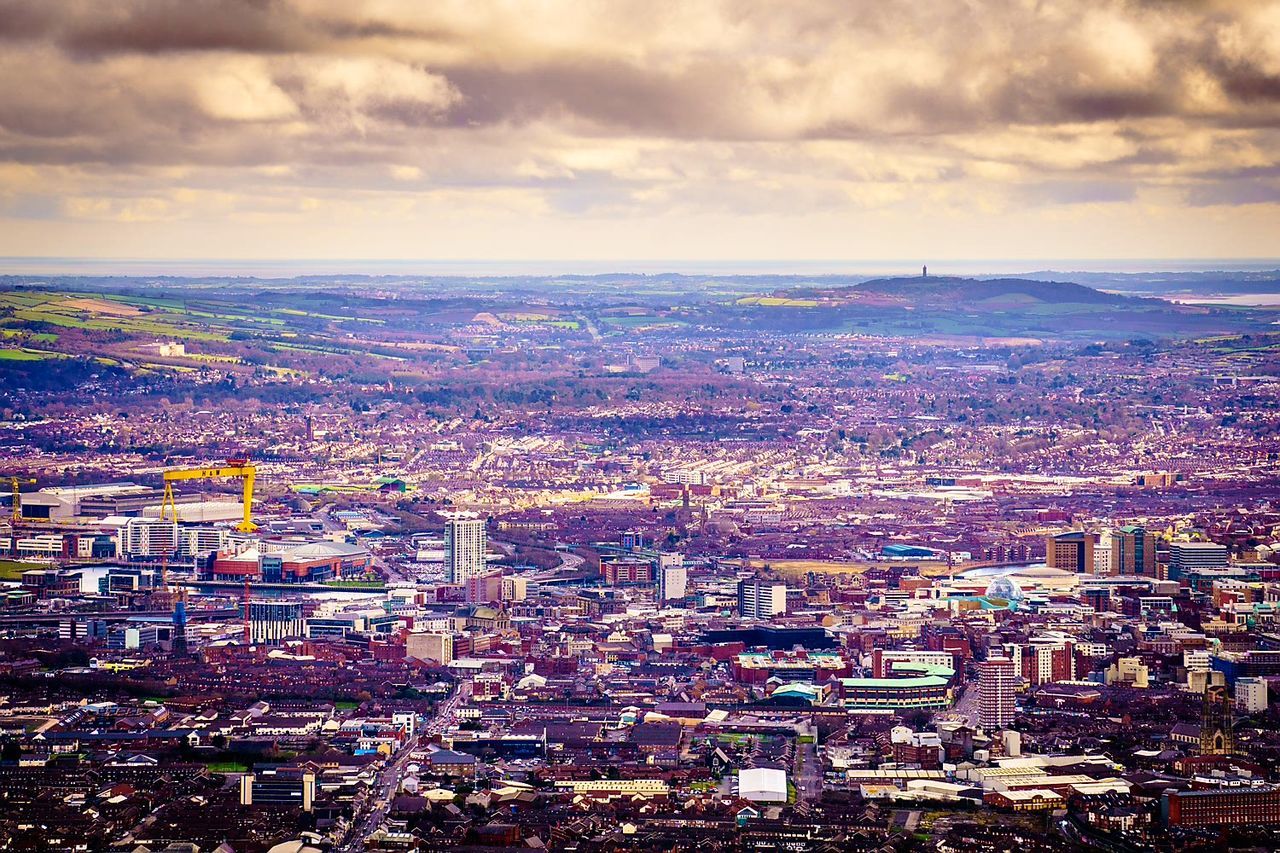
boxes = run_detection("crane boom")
[160,461,257,533]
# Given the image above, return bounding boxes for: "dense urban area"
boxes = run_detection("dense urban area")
[2,270,1280,852]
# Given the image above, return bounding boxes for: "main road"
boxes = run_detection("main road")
[337,680,471,850]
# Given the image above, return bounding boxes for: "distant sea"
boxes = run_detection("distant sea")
[0,256,1278,278]
[1166,294,1280,307]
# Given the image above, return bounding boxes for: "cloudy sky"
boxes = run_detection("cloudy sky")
[1,0,1279,269]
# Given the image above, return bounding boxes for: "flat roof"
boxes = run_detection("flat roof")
[841,676,950,688]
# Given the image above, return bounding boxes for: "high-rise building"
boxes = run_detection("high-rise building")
[1111,525,1157,576]
[657,552,687,602]
[1169,541,1228,580]
[738,579,786,619]
[445,516,487,585]
[249,600,304,644]
[1045,531,1094,574]
[977,656,1016,730]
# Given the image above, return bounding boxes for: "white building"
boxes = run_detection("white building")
[444,516,487,585]
[738,767,788,803]
[977,656,1016,730]
[14,534,64,558]
[1184,650,1211,674]
[117,518,178,557]
[738,579,787,619]
[179,526,230,558]
[657,552,687,601]
[1236,677,1268,713]
[661,468,706,486]
[1092,534,1112,575]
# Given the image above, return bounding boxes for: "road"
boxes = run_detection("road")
[794,726,824,803]
[337,680,471,850]
[949,681,980,727]
[338,735,419,852]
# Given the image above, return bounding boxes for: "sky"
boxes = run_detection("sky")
[1,0,1279,270]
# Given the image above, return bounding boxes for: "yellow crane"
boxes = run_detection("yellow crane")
[5,476,36,523]
[160,458,258,533]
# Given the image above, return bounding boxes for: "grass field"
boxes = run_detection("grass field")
[739,558,874,577]
[737,296,820,307]
[0,348,58,361]
[204,760,252,773]
[0,560,46,580]
[323,579,386,589]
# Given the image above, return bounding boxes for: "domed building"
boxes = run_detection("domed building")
[984,576,1025,608]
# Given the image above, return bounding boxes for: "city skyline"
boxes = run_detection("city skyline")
[4,3,1280,850]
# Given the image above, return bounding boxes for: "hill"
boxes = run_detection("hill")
[852,276,1131,307]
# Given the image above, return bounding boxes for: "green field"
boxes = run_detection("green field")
[323,579,386,589]
[0,560,45,580]
[0,348,59,361]
[204,760,252,773]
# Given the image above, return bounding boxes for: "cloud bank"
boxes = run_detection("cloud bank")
[0,0,1277,263]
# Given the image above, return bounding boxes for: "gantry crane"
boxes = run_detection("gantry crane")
[4,476,37,523]
[160,458,258,533]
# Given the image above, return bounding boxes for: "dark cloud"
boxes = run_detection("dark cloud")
[1220,69,1280,103]
[1021,180,1139,205]
[1187,180,1280,206]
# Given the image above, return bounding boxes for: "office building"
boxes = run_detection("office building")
[445,516,487,585]
[738,579,787,619]
[838,676,951,711]
[1169,541,1228,580]
[240,769,315,812]
[977,656,1016,729]
[118,518,178,558]
[1092,532,1112,575]
[657,552,687,601]
[179,526,230,558]
[406,632,454,666]
[1045,531,1094,574]
[501,575,528,601]
[1236,676,1268,713]
[249,600,304,644]
[305,613,366,639]
[1112,525,1157,576]
[465,570,504,603]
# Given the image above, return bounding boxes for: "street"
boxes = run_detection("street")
[336,679,470,850]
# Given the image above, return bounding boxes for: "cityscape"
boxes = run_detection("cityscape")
[3,2,1280,853]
